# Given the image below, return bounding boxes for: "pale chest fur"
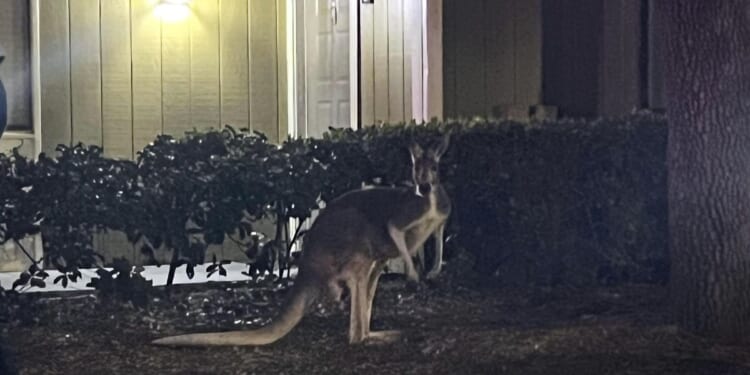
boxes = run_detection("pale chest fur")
[406,193,448,254]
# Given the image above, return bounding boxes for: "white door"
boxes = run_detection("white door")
[294,0,352,138]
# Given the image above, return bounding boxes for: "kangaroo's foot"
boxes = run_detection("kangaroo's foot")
[406,267,420,283]
[425,268,441,280]
[364,330,403,344]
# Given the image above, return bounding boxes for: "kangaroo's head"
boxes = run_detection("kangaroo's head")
[409,134,450,197]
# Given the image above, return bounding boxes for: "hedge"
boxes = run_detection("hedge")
[0,113,668,289]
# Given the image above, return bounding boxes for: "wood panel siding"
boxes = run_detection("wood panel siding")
[402,0,423,122]
[514,0,542,106]
[161,15,192,136]
[359,2,375,125]
[249,0,279,141]
[647,0,666,110]
[541,0,602,117]
[442,0,457,118]
[39,0,72,155]
[275,0,288,141]
[372,0,389,123]
[484,0,515,110]
[219,0,249,130]
[542,0,648,118]
[386,0,404,123]
[131,0,163,152]
[599,0,644,116]
[189,0,221,131]
[443,0,542,118]
[39,0,288,156]
[101,0,134,159]
[69,0,103,147]
[455,0,486,117]
[359,0,424,125]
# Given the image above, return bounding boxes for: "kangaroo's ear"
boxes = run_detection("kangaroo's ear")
[434,133,450,159]
[409,143,424,161]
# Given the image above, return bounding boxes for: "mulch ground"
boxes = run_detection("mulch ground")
[2,271,750,375]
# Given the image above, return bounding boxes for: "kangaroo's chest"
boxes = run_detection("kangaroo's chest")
[406,194,448,252]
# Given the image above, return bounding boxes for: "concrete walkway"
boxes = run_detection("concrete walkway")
[0,262,255,293]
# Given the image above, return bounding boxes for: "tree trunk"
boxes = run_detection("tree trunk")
[659,0,750,342]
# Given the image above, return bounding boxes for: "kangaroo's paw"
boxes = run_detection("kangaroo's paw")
[425,269,441,280]
[406,268,420,283]
[364,330,403,345]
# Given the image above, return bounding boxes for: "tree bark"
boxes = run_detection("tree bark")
[659,0,750,342]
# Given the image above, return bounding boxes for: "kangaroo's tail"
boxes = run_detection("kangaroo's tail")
[151,278,318,347]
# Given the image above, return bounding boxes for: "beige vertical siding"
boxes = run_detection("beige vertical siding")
[359,3,375,125]
[484,0,515,107]
[514,0,542,106]
[69,0,103,146]
[443,0,542,118]
[249,0,279,142]
[599,0,643,116]
[275,0,288,141]
[161,17,191,136]
[402,0,423,122]
[219,0,249,130]
[359,0,423,125]
[39,0,72,156]
[101,0,134,159]
[455,0,486,117]
[386,0,404,123]
[130,0,163,152]
[39,0,288,156]
[190,0,221,130]
[372,0,389,123]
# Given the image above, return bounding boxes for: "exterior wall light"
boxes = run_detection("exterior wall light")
[154,0,191,22]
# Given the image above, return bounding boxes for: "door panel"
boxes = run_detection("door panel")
[302,0,350,138]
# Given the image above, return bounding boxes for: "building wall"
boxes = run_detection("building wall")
[541,0,603,117]
[359,0,425,125]
[443,0,542,118]
[598,0,645,116]
[542,0,652,118]
[0,0,32,131]
[39,0,288,160]
[445,0,658,119]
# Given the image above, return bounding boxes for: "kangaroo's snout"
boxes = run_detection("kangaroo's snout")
[418,183,432,195]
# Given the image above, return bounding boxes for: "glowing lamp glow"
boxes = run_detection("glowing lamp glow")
[154,0,190,22]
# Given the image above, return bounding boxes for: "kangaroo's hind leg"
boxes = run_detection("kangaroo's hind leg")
[426,223,446,280]
[363,260,401,343]
[363,260,386,335]
[347,265,370,344]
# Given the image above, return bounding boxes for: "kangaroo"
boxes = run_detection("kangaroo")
[151,135,451,347]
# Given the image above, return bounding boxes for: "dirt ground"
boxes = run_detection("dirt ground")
[2,271,750,375]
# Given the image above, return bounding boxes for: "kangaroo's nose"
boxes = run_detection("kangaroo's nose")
[418,183,432,195]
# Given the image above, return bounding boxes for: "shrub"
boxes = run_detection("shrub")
[307,114,668,286]
[0,113,668,289]
[3,144,137,288]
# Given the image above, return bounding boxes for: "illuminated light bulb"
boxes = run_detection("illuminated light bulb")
[154,0,190,22]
